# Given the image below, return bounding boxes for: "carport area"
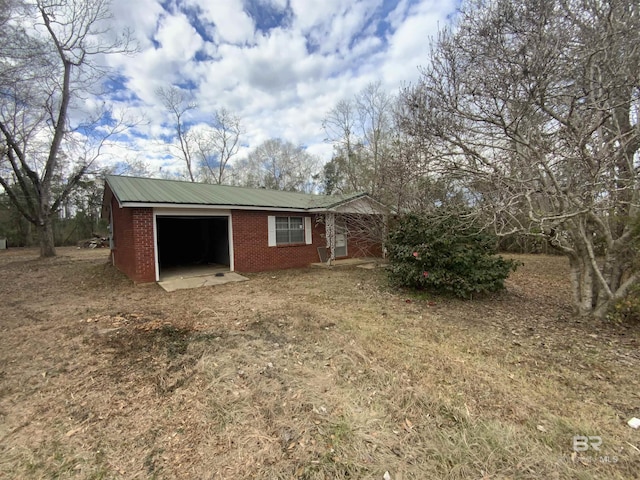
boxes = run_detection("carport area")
[156,215,231,281]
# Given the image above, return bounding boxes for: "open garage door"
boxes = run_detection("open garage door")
[156,216,230,279]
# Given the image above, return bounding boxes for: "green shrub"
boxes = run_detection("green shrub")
[608,285,640,324]
[386,212,518,298]
[609,216,640,323]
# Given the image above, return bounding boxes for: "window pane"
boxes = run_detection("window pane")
[290,229,304,243]
[290,217,303,229]
[274,216,306,244]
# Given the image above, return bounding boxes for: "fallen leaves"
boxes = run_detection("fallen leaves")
[403,418,414,432]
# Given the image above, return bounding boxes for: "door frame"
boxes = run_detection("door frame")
[153,208,234,282]
[334,223,347,258]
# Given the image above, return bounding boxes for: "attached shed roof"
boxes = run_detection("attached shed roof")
[104,175,377,212]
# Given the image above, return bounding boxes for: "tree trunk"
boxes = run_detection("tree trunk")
[39,216,56,257]
[601,251,625,300]
[567,246,639,319]
[569,254,594,317]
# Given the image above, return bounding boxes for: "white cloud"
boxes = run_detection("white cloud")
[289,0,347,31]
[94,0,458,175]
[323,1,379,55]
[154,12,204,61]
[260,0,289,9]
[381,0,455,86]
[110,0,164,49]
[188,0,255,44]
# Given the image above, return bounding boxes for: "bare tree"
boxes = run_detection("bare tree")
[322,98,359,193]
[195,108,242,184]
[156,85,198,182]
[156,88,243,185]
[0,0,133,257]
[323,82,401,204]
[399,0,640,318]
[234,138,319,193]
[355,81,394,199]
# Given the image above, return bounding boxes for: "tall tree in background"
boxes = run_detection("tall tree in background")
[234,138,319,193]
[323,82,439,212]
[322,80,442,212]
[322,98,359,194]
[355,81,394,197]
[0,0,132,256]
[399,0,639,318]
[322,85,400,261]
[195,108,242,184]
[323,81,394,199]
[156,85,197,182]
[157,87,243,185]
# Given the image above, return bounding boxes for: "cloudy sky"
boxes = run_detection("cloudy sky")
[102,0,460,175]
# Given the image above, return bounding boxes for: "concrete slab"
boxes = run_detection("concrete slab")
[160,264,228,281]
[310,257,384,268]
[158,272,249,292]
[357,263,377,270]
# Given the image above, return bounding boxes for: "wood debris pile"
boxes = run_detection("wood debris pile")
[78,236,109,249]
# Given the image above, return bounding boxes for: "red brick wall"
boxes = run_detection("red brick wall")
[131,208,155,282]
[232,211,325,272]
[108,187,156,283]
[106,192,385,282]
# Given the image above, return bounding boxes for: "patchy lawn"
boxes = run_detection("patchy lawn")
[0,248,638,479]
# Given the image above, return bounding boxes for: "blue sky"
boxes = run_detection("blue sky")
[102,0,460,175]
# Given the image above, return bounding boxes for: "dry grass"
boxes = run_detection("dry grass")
[0,248,638,479]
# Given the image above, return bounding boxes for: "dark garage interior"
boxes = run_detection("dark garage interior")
[157,216,230,274]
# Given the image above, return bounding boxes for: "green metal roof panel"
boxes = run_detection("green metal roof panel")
[105,175,366,210]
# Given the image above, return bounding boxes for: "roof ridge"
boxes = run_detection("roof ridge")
[104,175,377,211]
[105,174,339,198]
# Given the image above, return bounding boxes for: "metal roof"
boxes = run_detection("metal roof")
[105,175,368,211]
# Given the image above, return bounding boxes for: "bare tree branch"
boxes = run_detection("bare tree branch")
[398,0,640,318]
[0,0,135,256]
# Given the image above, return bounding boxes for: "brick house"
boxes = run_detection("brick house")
[102,175,388,283]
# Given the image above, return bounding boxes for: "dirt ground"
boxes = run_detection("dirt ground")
[0,247,638,479]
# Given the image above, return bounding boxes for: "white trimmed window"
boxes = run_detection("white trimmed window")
[276,216,304,244]
[268,216,312,246]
